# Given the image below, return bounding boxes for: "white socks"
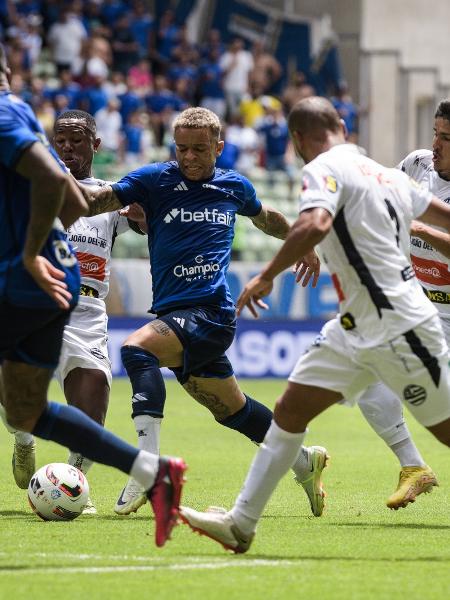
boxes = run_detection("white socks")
[358,382,425,466]
[231,421,305,535]
[14,431,34,445]
[68,452,94,474]
[134,415,161,455]
[390,438,426,467]
[130,450,160,491]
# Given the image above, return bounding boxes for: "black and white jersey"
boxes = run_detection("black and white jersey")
[299,144,437,348]
[400,149,450,318]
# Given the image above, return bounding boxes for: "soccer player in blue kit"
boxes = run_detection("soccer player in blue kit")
[78,106,327,517]
[0,43,185,548]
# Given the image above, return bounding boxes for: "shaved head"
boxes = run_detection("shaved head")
[288,96,342,137]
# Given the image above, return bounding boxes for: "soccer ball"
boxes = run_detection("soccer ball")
[28,463,89,521]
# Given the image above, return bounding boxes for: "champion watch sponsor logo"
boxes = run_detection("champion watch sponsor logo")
[163,207,233,226]
[173,181,188,191]
[173,254,220,281]
[411,255,450,286]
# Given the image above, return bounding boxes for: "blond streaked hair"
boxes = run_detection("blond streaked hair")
[172,107,222,141]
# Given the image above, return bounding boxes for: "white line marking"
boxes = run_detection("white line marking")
[0,552,297,575]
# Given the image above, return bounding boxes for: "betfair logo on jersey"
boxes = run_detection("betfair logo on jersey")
[163,207,233,226]
[323,175,337,193]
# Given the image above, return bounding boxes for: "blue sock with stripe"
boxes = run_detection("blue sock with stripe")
[33,402,138,474]
[219,395,272,443]
[121,345,166,419]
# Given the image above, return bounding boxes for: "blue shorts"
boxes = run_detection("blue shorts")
[157,305,236,384]
[0,300,71,369]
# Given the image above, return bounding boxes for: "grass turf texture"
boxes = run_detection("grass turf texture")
[0,378,449,599]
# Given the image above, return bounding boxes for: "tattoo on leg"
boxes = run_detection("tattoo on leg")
[150,320,172,337]
[184,380,232,420]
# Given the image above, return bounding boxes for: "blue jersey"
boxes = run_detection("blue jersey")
[0,91,80,309]
[112,162,262,312]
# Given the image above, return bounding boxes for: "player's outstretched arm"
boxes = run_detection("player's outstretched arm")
[237,208,331,317]
[16,142,68,257]
[249,204,291,240]
[15,141,76,309]
[78,182,123,216]
[416,197,450,258]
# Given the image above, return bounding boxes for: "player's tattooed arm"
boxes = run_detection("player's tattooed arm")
[78,183,123,216]
[250,204,291,240]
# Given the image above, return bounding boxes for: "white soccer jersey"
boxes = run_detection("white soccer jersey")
[55,177,131,386]
[399,149,450,318]
[299,144,437,348]
[66,177,129,300]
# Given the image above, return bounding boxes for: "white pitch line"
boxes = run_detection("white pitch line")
[1,559,297,575]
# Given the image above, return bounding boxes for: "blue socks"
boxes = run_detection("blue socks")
[219,395,272,444]
[121,345,166,419]
[33,402,138,474]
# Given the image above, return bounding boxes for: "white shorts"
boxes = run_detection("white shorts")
[288,316,450,427]
[54,296,112,388]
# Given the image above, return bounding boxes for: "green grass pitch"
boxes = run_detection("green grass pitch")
[0,378,449,599]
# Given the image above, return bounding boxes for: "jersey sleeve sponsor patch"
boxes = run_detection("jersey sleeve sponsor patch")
[324,175,338,193]
[76,251,106,281]
[411,255,450,286]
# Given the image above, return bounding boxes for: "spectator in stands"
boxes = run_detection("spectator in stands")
[79,74,108,116]
[100,0,128,28]
[46,67,80,110]
[170,24,199,65]
[215,125,240,170]
[83,31,112,80]
[331,82,359,143]
[219,37,254,118]
[95,96,122,158]
[257,100,295,197]
[111,13,139,76]
[250,39,282,94]
[103,70,127,100]
[200,28,225,60]
[19,14,43,69]
[35,97,55,138]
[130,0,154,59]
[118,77,144,123]
[47,6,87,74]
[239,78,280,129]
[167,52,198,104]
[4,33,30,77]
[226,113,260,176]
[145,74,187,146]
[281,70,315,113]
[150,8,180,75]
[122,108,152,166]
[198,47,226,121]
[128,56,153,97]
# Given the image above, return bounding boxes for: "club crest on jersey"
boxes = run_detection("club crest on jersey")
[403,385,426,406]
[163,207,233,226]
[53,240,77,267]
[323,175,337,193]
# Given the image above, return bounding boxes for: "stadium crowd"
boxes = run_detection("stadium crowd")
[0,0,358,258]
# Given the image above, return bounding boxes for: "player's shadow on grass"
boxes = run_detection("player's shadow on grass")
[0,510,34,518]
[333,521,450,530]
[93,514,151,521]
